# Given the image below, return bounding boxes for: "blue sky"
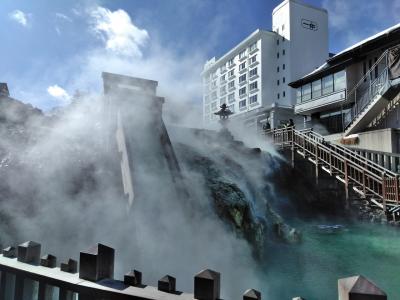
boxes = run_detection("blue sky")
[0,0,399,110]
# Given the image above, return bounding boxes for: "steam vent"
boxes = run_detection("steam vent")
[0,240,387,299]
[102,72,186,209]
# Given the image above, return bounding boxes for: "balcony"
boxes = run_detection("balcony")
[295,89,346,114]
[249,47,259,55]
[239,92,247,99]
[239,67,247,74]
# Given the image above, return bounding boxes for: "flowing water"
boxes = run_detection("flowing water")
[262,220,400,299]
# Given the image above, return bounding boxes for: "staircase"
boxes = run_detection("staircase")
[343,47,400,136]
[264,127,400,217]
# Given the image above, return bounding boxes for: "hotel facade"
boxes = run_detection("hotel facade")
[201,0,328,130]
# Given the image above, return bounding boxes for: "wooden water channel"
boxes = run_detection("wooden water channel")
[265,127,400,219]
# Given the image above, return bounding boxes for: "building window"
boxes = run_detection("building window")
[249,67,258,77]
[249,55,257,64]
[374,57,378,78]
[211,91,217,100]
[277,66,280,72]
[239,87,246,96]
[283,64,285,70]
[239,62,246,71]
[296,88,302,103]
[228,58,234,67]
[228,104,235,112]
[220,66,227,74]
[283,77,285,83]
[211,81,217,88]
[239,74,247,83]
[312,79,321,98]
[334,70,346,91]
[249,94,258,104]
[249,42,257,52]
[220,86,226,94]
[228,93,235,103]
[302,83,311,101]
[277,93,280,99]
[282,24,285,31]
[277,79,280,86]
[277,52,280,59]
[282,36,285,42]
[322,75,334,95]
[239,99,247,108]
[228,81,235,89]
[220,74,226,83]
[283,91,286,97]
[249,81,258,91]
[277,39,279,45]
[228,69,234,77]
[220,97,226,105]
[239,49,246,59]
[282,49,285,55]
[211,101,217,110]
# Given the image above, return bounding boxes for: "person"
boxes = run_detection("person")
[287,118,294,127]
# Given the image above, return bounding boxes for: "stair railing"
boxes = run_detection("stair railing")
[264,127,400,206]
[343,50,390,129]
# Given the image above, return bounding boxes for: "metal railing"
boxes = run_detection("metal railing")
[264,127,400,210]
[343,49,391,129]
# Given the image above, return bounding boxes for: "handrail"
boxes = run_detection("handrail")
[303,129,397,177]
[264,127,400,206]
[344,67,390,129]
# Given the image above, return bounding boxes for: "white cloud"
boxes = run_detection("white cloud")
[9,10,30,27]
[89,6,149,58]
[55,13,73,23]
[322,0,400,49]
[47,85,71,103]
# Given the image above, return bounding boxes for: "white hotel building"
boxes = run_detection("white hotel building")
[202,0,329,129]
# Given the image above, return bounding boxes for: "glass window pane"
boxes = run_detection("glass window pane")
[302,83,311,101]
[334,70,346,91]
[312,79,321,98]
[296,88,302,103]
[322,75,333,95]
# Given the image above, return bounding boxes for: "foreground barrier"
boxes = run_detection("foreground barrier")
[0,241,388,299]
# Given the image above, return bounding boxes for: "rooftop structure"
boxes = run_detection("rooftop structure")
[202,0,328,131]
[288,22,400,158]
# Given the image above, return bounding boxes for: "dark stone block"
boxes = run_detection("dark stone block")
[3,246,16,258]
[60,259,78,273]
[17,241,41,264]
[124,270,142,286]
[79,243,115,282]
[194,269,220,300]
[40,254,57,268]
[338,275,387,300]
[243,289,261,300]
[158,275,176,293]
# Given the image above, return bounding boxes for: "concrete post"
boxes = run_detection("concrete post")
[338,275,387,300]
[17,241,41,265]
[243,289,261,300]
[61,259,78,273]
[124,270,142,286]
[158,275,176,293]
[79,243,114,282]
[194,269,220,300]
[41,254,57,268]
[17,241,41,300]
